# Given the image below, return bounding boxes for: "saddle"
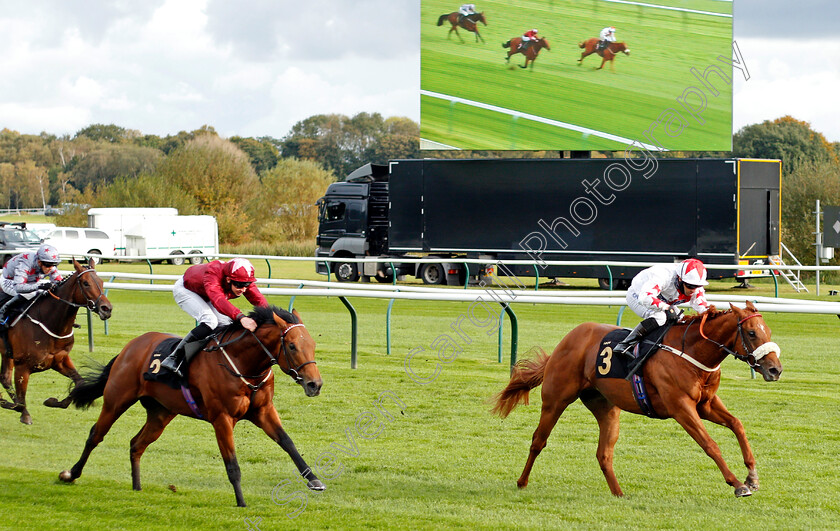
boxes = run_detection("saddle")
[143,337,187,389]
[596,326,671,380]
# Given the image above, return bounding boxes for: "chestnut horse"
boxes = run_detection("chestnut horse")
[578,38,630,70]
[503,37,551,69]
[437,11,487,43]
[0,259,111,424]
[59,306,324,508]
[493,302,782,498]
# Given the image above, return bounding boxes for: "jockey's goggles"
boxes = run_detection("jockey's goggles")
[683,282,701,290]
[231,280,253,289]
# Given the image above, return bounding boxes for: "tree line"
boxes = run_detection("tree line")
[1,114,838,269]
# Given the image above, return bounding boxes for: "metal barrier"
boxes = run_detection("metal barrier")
[87,275,840,371]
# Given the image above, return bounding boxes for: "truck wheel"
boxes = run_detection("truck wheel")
[188,251,204,265]
[420,263,445,285]
[598,278,621,290]
[169,251,185,266]
[86,250,102,265]
[333,261,359,282]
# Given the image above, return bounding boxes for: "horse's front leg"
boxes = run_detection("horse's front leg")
[670,399,751,497]
[212,415,247,507]
[0,364,33,424]
[249,404,325,491]
[0,354,16,404]
[699,395,759,491]
[44,350,81,408]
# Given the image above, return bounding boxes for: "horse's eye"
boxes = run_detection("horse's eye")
[289,343,296,351]
[748,330,756,338]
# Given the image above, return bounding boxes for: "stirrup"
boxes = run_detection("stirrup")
[160,355,183,376]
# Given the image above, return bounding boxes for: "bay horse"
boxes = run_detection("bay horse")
[493,302,782,498]
[578,38,630,70]
[0,258,111,425]
[59,306,324,508]
[503,37,551,69]
[437,11,487,43]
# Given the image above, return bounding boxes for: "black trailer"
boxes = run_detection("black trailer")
[315,158,781,287]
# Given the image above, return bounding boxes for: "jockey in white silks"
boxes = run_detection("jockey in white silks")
[614,258,710,356]
[598,26,617,51]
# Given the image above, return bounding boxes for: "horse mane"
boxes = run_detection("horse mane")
[678,305,728,326]
[247,305,299,327]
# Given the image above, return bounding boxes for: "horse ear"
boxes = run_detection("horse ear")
[73,258,83,272]
[292,308,303,324]
[88,257,96,269]
[729,302,743,315]
[745,300,757,312]
[272,312,288,328]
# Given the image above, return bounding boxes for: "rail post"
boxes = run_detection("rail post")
[339,296,358,369]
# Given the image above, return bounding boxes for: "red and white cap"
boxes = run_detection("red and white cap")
[678,258,708,286]
[223,258,257,283]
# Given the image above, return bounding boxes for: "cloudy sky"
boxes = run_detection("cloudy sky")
[0,0,837,142]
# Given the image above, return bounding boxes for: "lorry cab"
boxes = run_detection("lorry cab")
[316,164,390,281]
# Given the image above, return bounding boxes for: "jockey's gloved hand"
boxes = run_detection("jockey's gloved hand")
[666,305,683,323]
[37,279,53,290]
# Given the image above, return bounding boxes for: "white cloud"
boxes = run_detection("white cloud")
[0,103,90,135]
[733,38,840,141]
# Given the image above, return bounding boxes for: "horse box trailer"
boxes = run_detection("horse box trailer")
[87,208,219,264]
[124,215,219,265]
[315,158,782,287]
[87,207,178,255]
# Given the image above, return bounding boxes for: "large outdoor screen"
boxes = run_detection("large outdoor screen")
[421,0,734,151]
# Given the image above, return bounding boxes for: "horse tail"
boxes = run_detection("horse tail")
[491,348,550,418]
[437,14,447,26]
[502,40,511,48]
[68,356,117,410]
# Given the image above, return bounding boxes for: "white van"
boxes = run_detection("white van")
[44,227,117,264]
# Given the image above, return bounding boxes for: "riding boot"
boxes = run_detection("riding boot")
[160,323,213,377]
[613,317,659,359]
[0,295,22,327]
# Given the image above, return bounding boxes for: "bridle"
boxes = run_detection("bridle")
[47,268,105,312]
[699,312,781,369]
[250,322,316,384]
[208,320,316,389]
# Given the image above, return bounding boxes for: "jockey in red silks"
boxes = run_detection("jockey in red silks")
[160,257,269,377]
[613,258,711,357]
[0,243,63,326]
[519,28,540,51]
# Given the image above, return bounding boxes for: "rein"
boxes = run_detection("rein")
[48,269,104,312]
[11,269,103,338]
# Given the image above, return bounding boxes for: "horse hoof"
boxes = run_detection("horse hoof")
[44,397,60,408]
[59,470,74,483]
[307,479,326,491]
[734,486,752,497]
[20,413,32,425]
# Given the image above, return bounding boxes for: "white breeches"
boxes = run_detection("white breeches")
[172,277,232,329]
[626,291,668,326]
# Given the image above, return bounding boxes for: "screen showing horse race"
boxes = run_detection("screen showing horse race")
[420,0,734,151]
